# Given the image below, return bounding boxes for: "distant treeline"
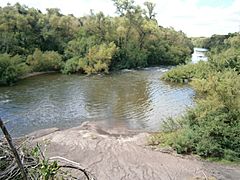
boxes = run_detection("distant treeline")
[0,1,193,85]
[191,32,239,51]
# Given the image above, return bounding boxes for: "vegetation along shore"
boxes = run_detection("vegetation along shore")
[0,0,240,179]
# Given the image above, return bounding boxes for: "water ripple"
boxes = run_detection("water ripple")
[0,67,194,137]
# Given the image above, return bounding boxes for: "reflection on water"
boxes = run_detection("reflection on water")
[0,67,194,137]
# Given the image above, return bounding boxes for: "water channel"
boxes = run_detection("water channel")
[0,67,195,137]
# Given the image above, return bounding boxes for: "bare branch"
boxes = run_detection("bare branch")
[0,118,28,180]
[50,156,96,180]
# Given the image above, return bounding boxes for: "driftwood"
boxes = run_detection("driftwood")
[0,117,96,180]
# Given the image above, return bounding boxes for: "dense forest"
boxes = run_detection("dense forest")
[152,33,240,161]
[0,0,193,85]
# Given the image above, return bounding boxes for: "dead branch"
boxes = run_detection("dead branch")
[0,118,96,179]
[0,117,28,180]
[49,156,96,180]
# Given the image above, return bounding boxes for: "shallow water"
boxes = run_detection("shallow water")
[0,67,194,137]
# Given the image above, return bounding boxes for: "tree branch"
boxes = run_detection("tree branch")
[0,118,28,180]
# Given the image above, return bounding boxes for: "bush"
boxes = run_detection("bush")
[159,34,240,161]
[62,57,81,74]
[171,129,194,154]
[0,53,29,85]
[27,49,63,72]
[189,71,240,159]
[161,70,240,160]
[83,42,117,75]
[162,61,212,83]
[209,47,240,73]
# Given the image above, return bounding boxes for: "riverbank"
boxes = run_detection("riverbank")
[0,71,58,86]
[29,121,240,180]
[19,71,57,80]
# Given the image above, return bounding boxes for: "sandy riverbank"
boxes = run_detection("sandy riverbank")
[28,122,240,180]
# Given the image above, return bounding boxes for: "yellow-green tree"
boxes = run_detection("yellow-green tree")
[83,42,118,74]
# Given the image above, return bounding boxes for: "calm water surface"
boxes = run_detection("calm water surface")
[0,67,194,137]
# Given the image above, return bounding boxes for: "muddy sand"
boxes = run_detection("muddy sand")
[29,122,240,180]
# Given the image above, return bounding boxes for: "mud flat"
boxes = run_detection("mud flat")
[29,122,240,180]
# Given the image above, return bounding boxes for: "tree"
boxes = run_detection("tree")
[144,1,156,20]
[0,2,194,83]
[83,42,118,74]
[112,0,135,16]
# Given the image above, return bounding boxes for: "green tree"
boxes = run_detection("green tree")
[144,1,157,20]
[83,42,117,74]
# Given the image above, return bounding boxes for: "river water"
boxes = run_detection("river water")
[0,67,194,137]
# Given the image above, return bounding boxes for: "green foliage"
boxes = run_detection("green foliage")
[64,35,98,60]
[30,144,60,179]
[39,160,59,180]
[64,1,193,71]
[1,142,61,179]
[62,57,81,74]
[0,4,40,55]
[191,37,208,48]
[27,49,63,72]
[162,61,212,83]
[0,2,194,83]
[112,42,148,69]
[0,53,29,85]
[159,33,240,161]
[160,117,184,132]
[203,33,236,52]
[83,42,118,74]
[155,71,240,160]
[125,45,148,68]
[187,71,240,158]
[209,35,240,73]
[143,27,192,66]
[170,129,194,154]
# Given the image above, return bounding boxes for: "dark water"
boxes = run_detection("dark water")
[0,67,194,137]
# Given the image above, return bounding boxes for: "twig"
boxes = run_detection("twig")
[201,171,208,180]
[0,120,96,179]
[49,156,96,180]
[0,117,28,180]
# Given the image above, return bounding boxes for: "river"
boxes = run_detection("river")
[0,67,194,137]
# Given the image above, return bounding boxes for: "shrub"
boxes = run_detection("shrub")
[209,47,240,73]
[62,57,81,74]
[27,49,63,72]
[162,70,240,160]
[0,53,28,85]
[83,42,117,75]
[162,61,212,83]
[171,129,194,154]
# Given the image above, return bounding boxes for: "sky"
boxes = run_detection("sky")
[0,0,239,37]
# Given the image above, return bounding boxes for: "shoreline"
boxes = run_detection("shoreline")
[18,66,170,82]
[28,121,240,180]
[19,71,58,80]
